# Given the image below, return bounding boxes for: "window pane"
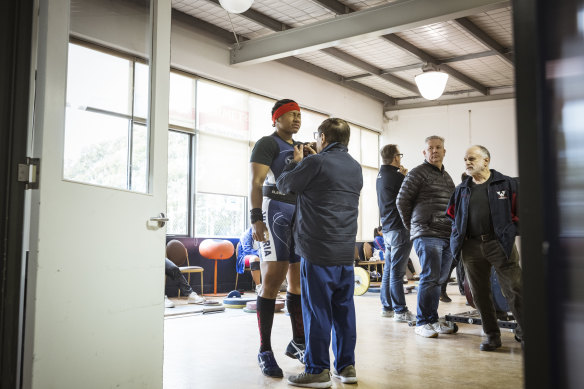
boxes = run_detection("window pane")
[133,62,149,120]
[130,123,148,192]
[360,129,380,168]
[197,80,249,139]
[348,126,361,162]
[361,167,380,240]
[167,131,190,235]
[249,95,275,141]
[196,133,248,196]
[195,193,245,237]
[63,108,129,189]
[296,109,328,143]
[169,72,196,128]
[66,44,132,115]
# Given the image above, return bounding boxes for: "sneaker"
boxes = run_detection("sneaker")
[480,336,502,351]
[393,311,415,322]
[439,292,452,302]
[285,339,306,364]
[332,365,357,384]
[431,320,455,334]
[287,369,331,388]
[164,295,174,308]
[187,292,205,304]
[381,309,394,318]
[258,351,283,378]
[415,323,438,338]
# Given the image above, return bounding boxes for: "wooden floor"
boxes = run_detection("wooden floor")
[163,283,524,389]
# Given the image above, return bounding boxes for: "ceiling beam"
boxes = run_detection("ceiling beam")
[322,47,419,93]
[383,34,489,95]
[454,17,514,65]
[385,93,514,111]
[230,0,510,65]
[171,10,394,105]
[309,0,354,14]
[278,57,396,105]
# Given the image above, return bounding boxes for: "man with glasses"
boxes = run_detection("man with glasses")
[376,144,415,322]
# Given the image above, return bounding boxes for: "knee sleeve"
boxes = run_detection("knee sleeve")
[250,261,260,271]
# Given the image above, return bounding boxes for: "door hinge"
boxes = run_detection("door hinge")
[17,157,40,190]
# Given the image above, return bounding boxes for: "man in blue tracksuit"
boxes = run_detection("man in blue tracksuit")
[446,145,524,351]
[277,118,363,388]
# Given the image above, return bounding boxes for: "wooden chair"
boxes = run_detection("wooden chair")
[234,242,255,290]
[166,239,204,296]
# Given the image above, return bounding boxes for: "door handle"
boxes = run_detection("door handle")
[150,212,169,227]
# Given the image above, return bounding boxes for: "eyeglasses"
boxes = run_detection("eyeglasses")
[397,153,404,158]
[313,131,320,140]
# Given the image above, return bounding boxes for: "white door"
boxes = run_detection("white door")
[22,1,170,388]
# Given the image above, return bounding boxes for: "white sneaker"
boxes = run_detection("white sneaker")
[164,295,175,308]
[431,320,455,334]
[415,323,438,338]
[393,311,415,322]
[187,292,205,304]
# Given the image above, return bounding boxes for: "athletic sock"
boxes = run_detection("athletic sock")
[286,292,305,344]
[256,296,276,353]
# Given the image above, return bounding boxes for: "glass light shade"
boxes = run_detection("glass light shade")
[414,71,449,100]
[219,0,254,13]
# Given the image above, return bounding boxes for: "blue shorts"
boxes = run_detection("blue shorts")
[258,197,300,263]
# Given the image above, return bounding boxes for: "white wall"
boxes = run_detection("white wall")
[383,99,518,184]
[382,99,518,272]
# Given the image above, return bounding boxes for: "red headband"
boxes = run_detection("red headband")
[272,102,300,124]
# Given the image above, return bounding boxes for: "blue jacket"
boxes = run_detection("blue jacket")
[236,228,258,274]
[446,169,519,259]
[276,143,363,266]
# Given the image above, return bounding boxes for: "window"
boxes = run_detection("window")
[167,131,191,235]
[349,123,381,240]
[63,43,149,192]
[194,193,246,237]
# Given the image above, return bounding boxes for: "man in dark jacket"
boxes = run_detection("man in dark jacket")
[397,135,456,338]
[376,144,415,322]
[277,118,362,388]
[446,145,524,351]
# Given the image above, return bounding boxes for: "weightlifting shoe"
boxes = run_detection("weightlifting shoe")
[332,365,357,384]
[480,336,502,351]
[258,350,283,378]
[285,339,306,364]
[187,292,205,304]
[287,369,331,388]
[164,295,174,308]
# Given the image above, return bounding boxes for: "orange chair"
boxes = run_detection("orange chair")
[198,239,234,296]
[166,240,204,296]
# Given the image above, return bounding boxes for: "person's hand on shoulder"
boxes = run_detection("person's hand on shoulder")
[399,165,408,176]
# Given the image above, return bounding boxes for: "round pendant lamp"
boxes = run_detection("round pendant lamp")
[415,71,449,100]
[219,0,254,13]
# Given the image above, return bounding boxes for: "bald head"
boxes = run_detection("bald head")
[464,145,491,178]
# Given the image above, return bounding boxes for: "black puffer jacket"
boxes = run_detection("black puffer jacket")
[397,161,455,240]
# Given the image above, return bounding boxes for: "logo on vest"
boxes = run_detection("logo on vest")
[496,190,508,199]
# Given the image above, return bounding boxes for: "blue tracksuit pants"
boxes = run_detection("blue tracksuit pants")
[300,258,356,374]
